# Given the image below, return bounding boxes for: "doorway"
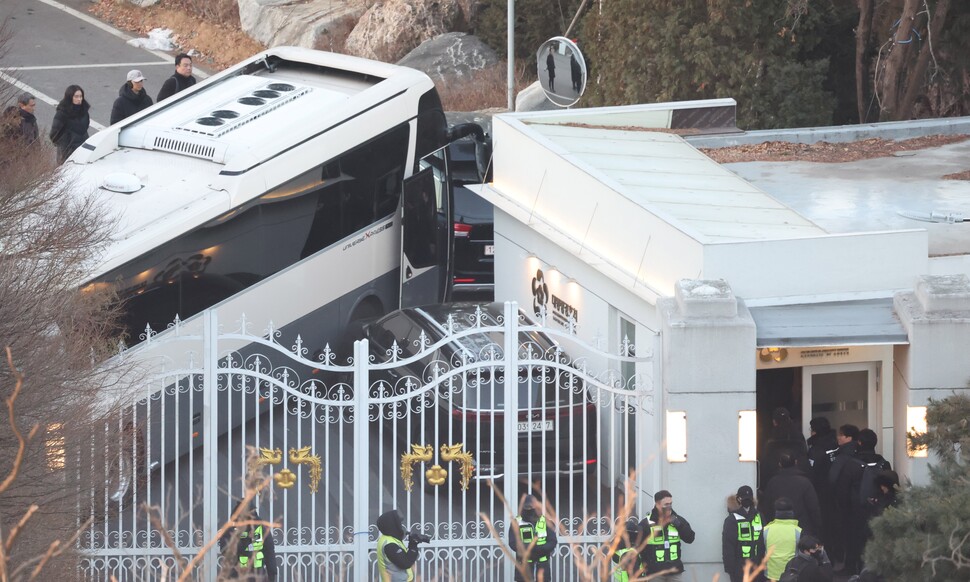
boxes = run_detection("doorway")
[755,367,803,490]
[801,362,876,439]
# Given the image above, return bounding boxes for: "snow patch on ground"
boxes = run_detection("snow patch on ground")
[126,28,175,51]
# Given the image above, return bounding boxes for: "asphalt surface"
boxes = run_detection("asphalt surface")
[0,0,198,133]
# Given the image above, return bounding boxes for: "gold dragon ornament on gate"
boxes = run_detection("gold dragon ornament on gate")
[400,443,475,492]
[252,446,322,493]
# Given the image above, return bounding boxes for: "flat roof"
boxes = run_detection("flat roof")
[720,139,970,257]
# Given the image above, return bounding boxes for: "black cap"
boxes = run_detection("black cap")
[736,485,754,499]
[773,407,791,422]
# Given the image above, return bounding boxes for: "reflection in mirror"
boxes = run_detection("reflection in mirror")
[536,36,587,108]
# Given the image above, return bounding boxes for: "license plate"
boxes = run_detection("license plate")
[516,420,553,432]
[484,244,495,256]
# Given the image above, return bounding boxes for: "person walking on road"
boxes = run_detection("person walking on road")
[722,485,766,582]
[510,495,558,582]
[545,49,556,93]
[49,85,91,163]
[157,53,197,102]
[16,93,39,145]
[570,52,582,93]
[639,490,696,581]
[111,70,153,125]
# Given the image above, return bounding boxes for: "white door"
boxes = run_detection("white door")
[801,362,878,438]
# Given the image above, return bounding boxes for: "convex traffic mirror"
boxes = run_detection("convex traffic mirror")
[536,36,587,107]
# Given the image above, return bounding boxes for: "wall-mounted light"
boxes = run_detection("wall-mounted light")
[758,347,788,363]
[907,405,928,458]
[738,410,757,461]
[666,411,687,462]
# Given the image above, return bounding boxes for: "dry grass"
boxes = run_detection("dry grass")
[88,0,265,71]
[438,62,536,112]
[701,134,970,164]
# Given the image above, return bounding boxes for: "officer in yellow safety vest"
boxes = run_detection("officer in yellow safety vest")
[638,490,696,582]
[721,485,766,582]
[509,495,558,582]
[376,509,429,581]
[610,520,644,582]
[219,501,277,581]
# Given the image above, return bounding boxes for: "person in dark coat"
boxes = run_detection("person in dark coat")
[867,469,899,519]
[785,533,834,582]
[1,106,20,141]
[807,417,839,548]
[156,53,197,102]
[827,423,859,570]
[49,85,91,163]
[722,485,765,582]
[762,452,823,537]
[842,429,891,576]
[110,70,153,125]
[545,49,556,92]
[570,52,582,93]
[16,92,39,145]
[760,407,809,489]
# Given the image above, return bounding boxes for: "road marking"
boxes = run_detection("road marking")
[7,63,174,71]
[31,0,210,78]
[32,0,173,63]
[0,70,106,131]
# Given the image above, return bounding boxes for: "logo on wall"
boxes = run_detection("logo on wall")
[531,269,549,317]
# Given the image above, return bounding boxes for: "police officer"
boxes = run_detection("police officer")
[722,485,765,582]
[639,490,696,581]
[611,520,644,581]
[220,501,277,581]
[509,495,558,582]
[376,509,428,581]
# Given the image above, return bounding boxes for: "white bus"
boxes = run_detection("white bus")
[71,47,485,354]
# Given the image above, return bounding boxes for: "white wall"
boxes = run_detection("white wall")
[703,231,928,300]
[658,286,758,581]
[893,286,970,486]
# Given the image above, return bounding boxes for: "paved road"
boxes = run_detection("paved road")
[0,0,195,133]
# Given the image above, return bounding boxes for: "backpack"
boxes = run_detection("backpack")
[778,556,807,582]
[857,458,891,506]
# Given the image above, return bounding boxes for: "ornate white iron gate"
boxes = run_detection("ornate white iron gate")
[78,302,654,580]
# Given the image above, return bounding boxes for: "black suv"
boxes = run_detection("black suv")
[449,140,494,296]
[362,302,597,484]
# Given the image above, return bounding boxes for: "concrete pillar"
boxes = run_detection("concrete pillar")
[893,274,970,485]
[658,279,757,579]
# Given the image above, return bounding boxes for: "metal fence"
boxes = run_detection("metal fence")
[77,302,654,580]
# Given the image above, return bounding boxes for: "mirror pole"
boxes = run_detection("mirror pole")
[507,0,514,111]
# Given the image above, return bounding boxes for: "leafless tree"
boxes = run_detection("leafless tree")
[0,16,133,578]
